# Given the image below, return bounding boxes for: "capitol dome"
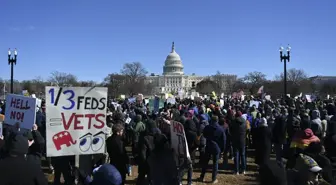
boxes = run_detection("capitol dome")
[163,42,184,75]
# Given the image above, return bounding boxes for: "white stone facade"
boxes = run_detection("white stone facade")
[146,42,224,94]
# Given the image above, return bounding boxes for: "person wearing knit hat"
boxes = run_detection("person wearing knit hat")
[91,164,122,185]
[288,154,331,185]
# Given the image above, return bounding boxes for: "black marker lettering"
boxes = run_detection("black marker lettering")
[77,96,85,110]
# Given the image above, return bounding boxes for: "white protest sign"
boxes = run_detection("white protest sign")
[45,87,107,157]
[220,99,224,107]
[305,95,312,102]
[4,94,37,130]
[249,100,260,108]
[144,98,149,105]
[125,117,131,124]
[170,120,190,166]
[111,102,120,110]
[167,97,176,104]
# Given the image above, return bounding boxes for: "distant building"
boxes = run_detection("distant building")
[310,75,336,86]
[146,42,235,94]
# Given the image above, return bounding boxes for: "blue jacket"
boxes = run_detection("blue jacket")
[84,164,122,185]
[203,122,226,154]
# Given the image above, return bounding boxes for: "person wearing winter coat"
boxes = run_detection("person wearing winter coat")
[179,119,197,185]
[324,120,336,159]
[300,109,311,130]
[287,128,320,169]
[272,108,287,165]
[137,120,157,185]
[81,164,122,185]
[255,116,272,166]
[287,154,331,185]
[287,108,302,142]
[0,131,48,185]
[148,134,179,185]
[230,111,247,174]
[132,114,146,162]
[304,142,333,184]
[199,115,226,183]
[106,124,130,185]
[311,110,323,138]
[26,124,45,167]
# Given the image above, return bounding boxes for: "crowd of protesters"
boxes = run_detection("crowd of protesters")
[0,95,335,185]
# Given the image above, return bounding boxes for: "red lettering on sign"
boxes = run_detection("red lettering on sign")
[173,122,183,134]
[85,114,95,129]
[94,114,105,129]
[61,112,106,130]
[74,114,84,130]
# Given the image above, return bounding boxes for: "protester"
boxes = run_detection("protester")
[106,124,130,185]
[199,115,226,183]
[2,90,336,185]
[0,131,48,185]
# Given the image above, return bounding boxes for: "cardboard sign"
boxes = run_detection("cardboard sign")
[170,120,190,166]
[45,87,108,157]
[4,94,37,130]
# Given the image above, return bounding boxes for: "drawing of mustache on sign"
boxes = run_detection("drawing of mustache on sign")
[49,118,62,126]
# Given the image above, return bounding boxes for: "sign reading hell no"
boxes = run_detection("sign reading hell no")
[4,94,37,130]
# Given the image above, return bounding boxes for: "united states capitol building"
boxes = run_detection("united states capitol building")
[146,42,236,94]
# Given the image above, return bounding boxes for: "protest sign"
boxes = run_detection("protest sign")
[167,97,176,104]
[170,120,190,166]
[4,94,37,130]
[45,87,108,157]
[249,100,260,108]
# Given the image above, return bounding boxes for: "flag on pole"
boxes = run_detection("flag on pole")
[257,86,264,94]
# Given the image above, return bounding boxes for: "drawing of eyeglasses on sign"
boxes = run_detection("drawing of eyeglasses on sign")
[79,131,105,152]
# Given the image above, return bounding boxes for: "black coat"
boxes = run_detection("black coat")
[0,156,48,185]
[230,117,246,148]
[272,115,287,144]
[184,120,198,152]
[106,134,129,174]
[138,133,155,164]
[255,126,272,165]
[27,130,45,166]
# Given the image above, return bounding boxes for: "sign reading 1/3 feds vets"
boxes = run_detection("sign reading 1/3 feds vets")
[45,87,108,157]
[4,94,37,130]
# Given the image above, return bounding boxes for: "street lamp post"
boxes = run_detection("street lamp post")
[279,45,291,98]
[8,48,18,93]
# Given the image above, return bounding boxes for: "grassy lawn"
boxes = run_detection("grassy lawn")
[44,149,259,185]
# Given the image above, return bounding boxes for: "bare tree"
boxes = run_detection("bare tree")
[121,62,148,82]
[79,80,97,87]
[242,71,267,94]
[212,71,238,93]
[48,71,78,86]
[275,68,309,85]
[196,78,221,95]
[103,73,127,97]
[120,62,148,95]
